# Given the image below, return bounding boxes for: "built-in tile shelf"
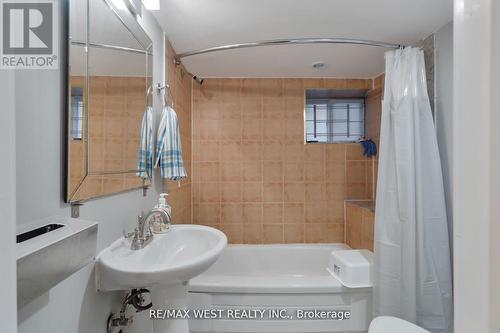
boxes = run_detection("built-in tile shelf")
[345,200,375,251]
[16,216,98,308]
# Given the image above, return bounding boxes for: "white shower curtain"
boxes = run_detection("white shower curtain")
[374,47,453,333]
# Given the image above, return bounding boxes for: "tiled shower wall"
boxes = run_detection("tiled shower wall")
[69,76,146,200]
[365,74,384,197]
[165,42,192,224]
[192,78,376,243]
[345,201,375,251]
[366,74,383,145]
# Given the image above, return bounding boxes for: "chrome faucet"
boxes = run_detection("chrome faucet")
[124,207,171,250]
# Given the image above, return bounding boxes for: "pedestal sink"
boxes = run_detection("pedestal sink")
[96,225,227,333]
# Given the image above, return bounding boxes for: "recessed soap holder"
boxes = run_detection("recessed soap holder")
[16,224,65,244]
[16,216,98,308]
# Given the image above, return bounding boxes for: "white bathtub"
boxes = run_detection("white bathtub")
[188,244,372,333]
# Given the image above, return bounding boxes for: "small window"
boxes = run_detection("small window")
[305,98,365,143]
[71,87,84,140]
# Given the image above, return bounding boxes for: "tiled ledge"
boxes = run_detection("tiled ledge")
[345,200,375,251]
[345,200,375,212]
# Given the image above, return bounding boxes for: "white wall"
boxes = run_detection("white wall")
[16,2,165,333]
[435,21,454,252]
[491,3,500,331]
[0,67,18,332]
[453,0,500,332]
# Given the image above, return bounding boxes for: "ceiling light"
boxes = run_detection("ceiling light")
[143,0,160,10]
[110,0,127,10]
[312,61,326,69]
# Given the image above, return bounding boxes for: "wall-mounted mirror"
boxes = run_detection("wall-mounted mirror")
[66,0,153,202]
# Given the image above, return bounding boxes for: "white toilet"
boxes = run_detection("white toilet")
[369,316,431,333]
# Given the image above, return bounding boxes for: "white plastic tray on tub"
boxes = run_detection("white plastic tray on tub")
[327,249,374,288]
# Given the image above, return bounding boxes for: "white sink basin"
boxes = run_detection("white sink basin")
[96,224,227,291]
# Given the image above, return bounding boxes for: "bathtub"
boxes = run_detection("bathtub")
[188,244,372,333]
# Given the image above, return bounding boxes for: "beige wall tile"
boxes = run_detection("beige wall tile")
[284,203,304,224]
[326,144,346,160]
[242,119,262,140]
[326,182,346,202]
[243,203,263,224]
[263,161,284,182]
[199,162,220,182]
[284,143,305,161]
[263,120,284,141]
[284,162,304,182]
[305,223,329,243]
[305,202,327,223]
[221,203,243,223]
[244,224,262,244]
[221,162,243,181]
[241,142,261,161]
[327,203,344,224]
[241,99,262,119]
[220,224,243,243]
[220,142,242,161]
[199,120,220,140]
[73,70,169,201]
[263,224,284,243]
[345,202,374,250]
[263,203,284,224]
[326,161,346,183]
[197,203,220,225]
[192,78,376,244]
[284,224,305,243]
[285,118,303,142]
[326,223,345,242]
[220,119,242,141]
[220,102,241,119]
[284,98,305,119]
[346,161,368,184]
[361,209,375,251]
[346,143,367,160]
[304,161,325,182]
[346,183,370,200]
[305,182,326,202]
[323,79,347,90]
[199,183,220,202]
[242,161,262,181]
[221,183,242,202]
[305,144,325,161]
[242,182,262,202]
[198,141,219,161]
[284,182,305,203]
[263,182,284,202]
[263,100,284,119]
[262,141,283,161]
[346,79,370,89]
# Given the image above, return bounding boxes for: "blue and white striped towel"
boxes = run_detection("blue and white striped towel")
[136,106,153,179]
[155,106,187,180]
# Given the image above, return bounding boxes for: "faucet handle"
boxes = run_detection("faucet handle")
[123,227,139,242]
[123,229,133,239]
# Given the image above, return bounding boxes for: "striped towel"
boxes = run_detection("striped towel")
[155,106,187,180]
[136,107,153,179]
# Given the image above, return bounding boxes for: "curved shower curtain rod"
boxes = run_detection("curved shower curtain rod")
[174,37,405,84]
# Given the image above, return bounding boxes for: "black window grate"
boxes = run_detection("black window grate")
[71,87,84,140]
[305,99,365,143]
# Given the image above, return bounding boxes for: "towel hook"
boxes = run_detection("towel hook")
[156,83,174,108]
[146,83,174,108]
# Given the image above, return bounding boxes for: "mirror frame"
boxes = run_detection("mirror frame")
[64,0,153,203]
